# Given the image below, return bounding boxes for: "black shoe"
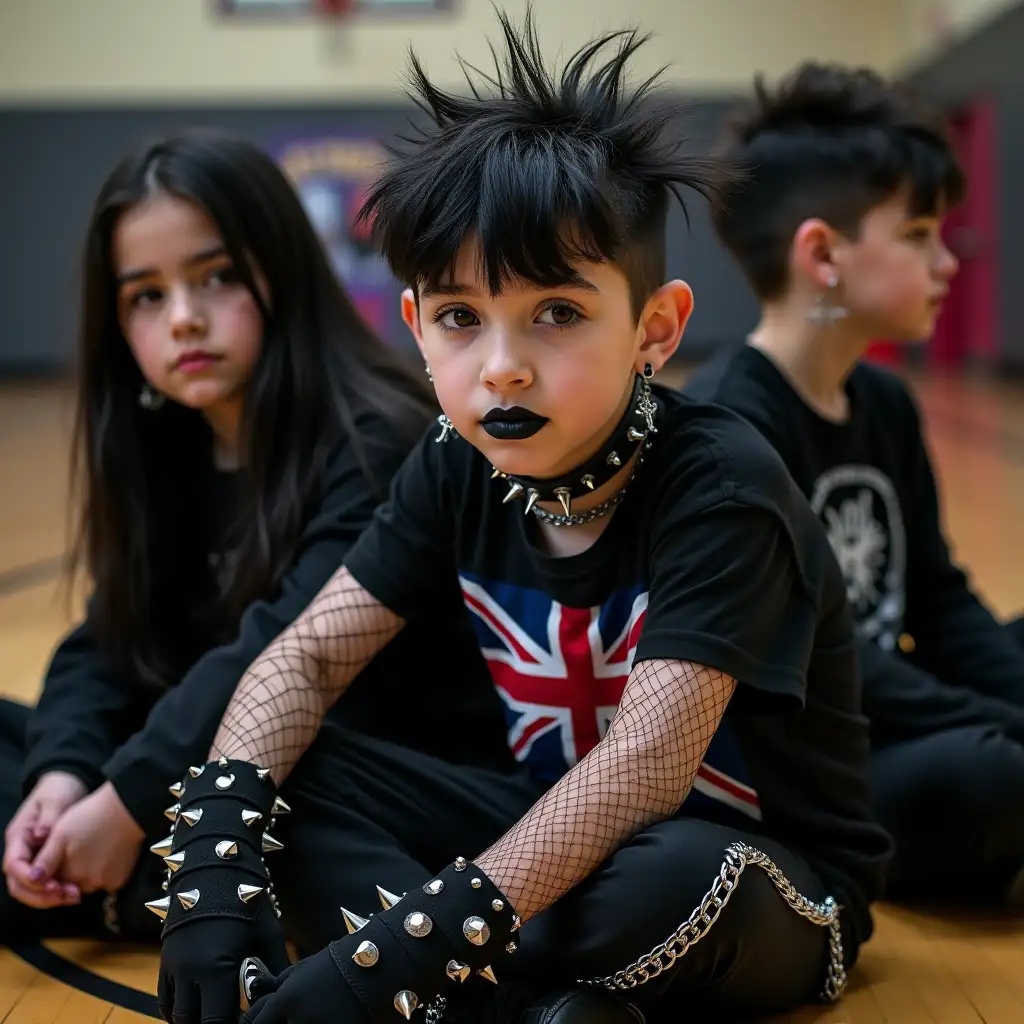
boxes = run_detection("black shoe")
[519,987,646,1024]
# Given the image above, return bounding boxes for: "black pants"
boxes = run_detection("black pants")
[271,721,837,1022]
[869,616,1024,905]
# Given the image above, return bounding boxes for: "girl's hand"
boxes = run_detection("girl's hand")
[30,781,145,896]
[3,771,88,908]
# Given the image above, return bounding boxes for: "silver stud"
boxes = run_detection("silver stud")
[256,768,272,781]
[177,889,200,910]
[404,911,433,938]
[352,940,379,967]
[180,808,203,827]
[218,756,229,768]
[524,489,540,514]
[506,941,518,954]
[161,879,169,891]
[216,841,238,860]
[272,797,291,815]
[262,833,284,853]
[503,482,524,504]
[168,781,184,799]
[607,451,621,467]
[238,884,265,903]
[215,774,235,791]
[454,857,467,871]
[627,426,646,443]
[478,965,498,984]
[394,991,419,1019]
[163,852,185,873]
[150,836,174,858]
[492,899,504,912]
[423,879,444,895]
[463,916,490,945]
[446,960,471,983]
[188,765,205,778]
[376,885,403,910]
[471,878,482,889]
[164,803,180,822]
[341,907,370,934]
[144,895,171,920]
[582,474,595,490]
[241,809,263,828]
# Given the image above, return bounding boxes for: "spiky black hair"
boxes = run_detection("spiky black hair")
[712,62,965,300]
[358,5,720,316]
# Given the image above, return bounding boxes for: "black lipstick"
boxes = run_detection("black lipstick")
[480,406,549,440]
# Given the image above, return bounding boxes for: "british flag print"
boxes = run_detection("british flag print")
[458,572,761,821]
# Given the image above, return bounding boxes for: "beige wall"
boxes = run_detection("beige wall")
[901,0,1021,65]
[0,0,913,103]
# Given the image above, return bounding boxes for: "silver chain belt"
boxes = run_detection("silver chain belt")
[583,841,846,1003]
[425,841,846,1021]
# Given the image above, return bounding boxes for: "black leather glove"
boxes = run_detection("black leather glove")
[242,858,521,1023]
[149,758,291,1024]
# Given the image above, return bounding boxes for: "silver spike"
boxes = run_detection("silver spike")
[478,965,498,984]
[490,467,506,479]
[627,426,646,443]
[524,489,540,514]
[241,809,263,828]
[341,907,370,934]
[511,915,521,931]
[215,774,235,791]
[376,885,403,910]
[492,899,504,912]
[554,488,572,517]
[218,756,229,768]
[463,916,490,945]
[582,474,595,490]
[163,851,185,873]
[262,832,284,853]
[168,781,184,799]
[180,808,203,827]
[256,768,272,781]
[423,879,444,895]
[503,482,524,504]
[163,803,180,822]
[271,796,291,815]
[216,841,238,860]
[404,911,433,938]
[454,857,467,871]
[352,940,379,968]
[177,889,200,910]
[145,895,171,920]
[150,836,174,858]
[606,451,621,467]
[446,960,471,984]
[238,884,265,903]
[394,991,419,1019]
[188,765,205,778]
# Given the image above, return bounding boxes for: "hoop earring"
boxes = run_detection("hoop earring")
[643,363,655,380]
[139,384,166,411]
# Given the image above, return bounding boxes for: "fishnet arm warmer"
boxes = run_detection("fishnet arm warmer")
[476,659,736,921]
[210,566,404,784]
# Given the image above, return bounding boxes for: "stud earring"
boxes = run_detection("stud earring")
[425,365,433,384]
[139,384,166,411]
[808,271,848,326]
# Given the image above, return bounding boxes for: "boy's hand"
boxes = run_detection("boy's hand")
[3,770,88,908]
[29,781,145,896]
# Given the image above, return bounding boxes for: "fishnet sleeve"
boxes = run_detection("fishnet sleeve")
[210,566,404,784]
[475,659,736,920]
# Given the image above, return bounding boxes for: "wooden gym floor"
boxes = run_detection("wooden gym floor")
[1,369,1023,1022]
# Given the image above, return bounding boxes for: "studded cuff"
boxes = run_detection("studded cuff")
[333,858,520,1020]
[143,758,288,937]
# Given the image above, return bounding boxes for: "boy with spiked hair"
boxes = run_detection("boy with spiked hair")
[154,13,892,1024]
[688,63,1024,907]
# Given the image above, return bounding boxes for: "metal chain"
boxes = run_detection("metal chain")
[582,842,847,1004]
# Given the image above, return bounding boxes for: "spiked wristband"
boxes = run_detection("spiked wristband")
[143,758,288,936]
[332,858,520,1020]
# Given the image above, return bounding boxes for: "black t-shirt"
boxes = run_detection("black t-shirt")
[23,412,510,839]
[685,346,1024,745]
[345,385,892,952]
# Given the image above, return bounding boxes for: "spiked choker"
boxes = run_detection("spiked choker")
[494,371,658,522]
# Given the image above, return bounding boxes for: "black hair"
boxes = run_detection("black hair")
[357,5,719,318]
[70,127,435,688]
[712,62,965,300]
